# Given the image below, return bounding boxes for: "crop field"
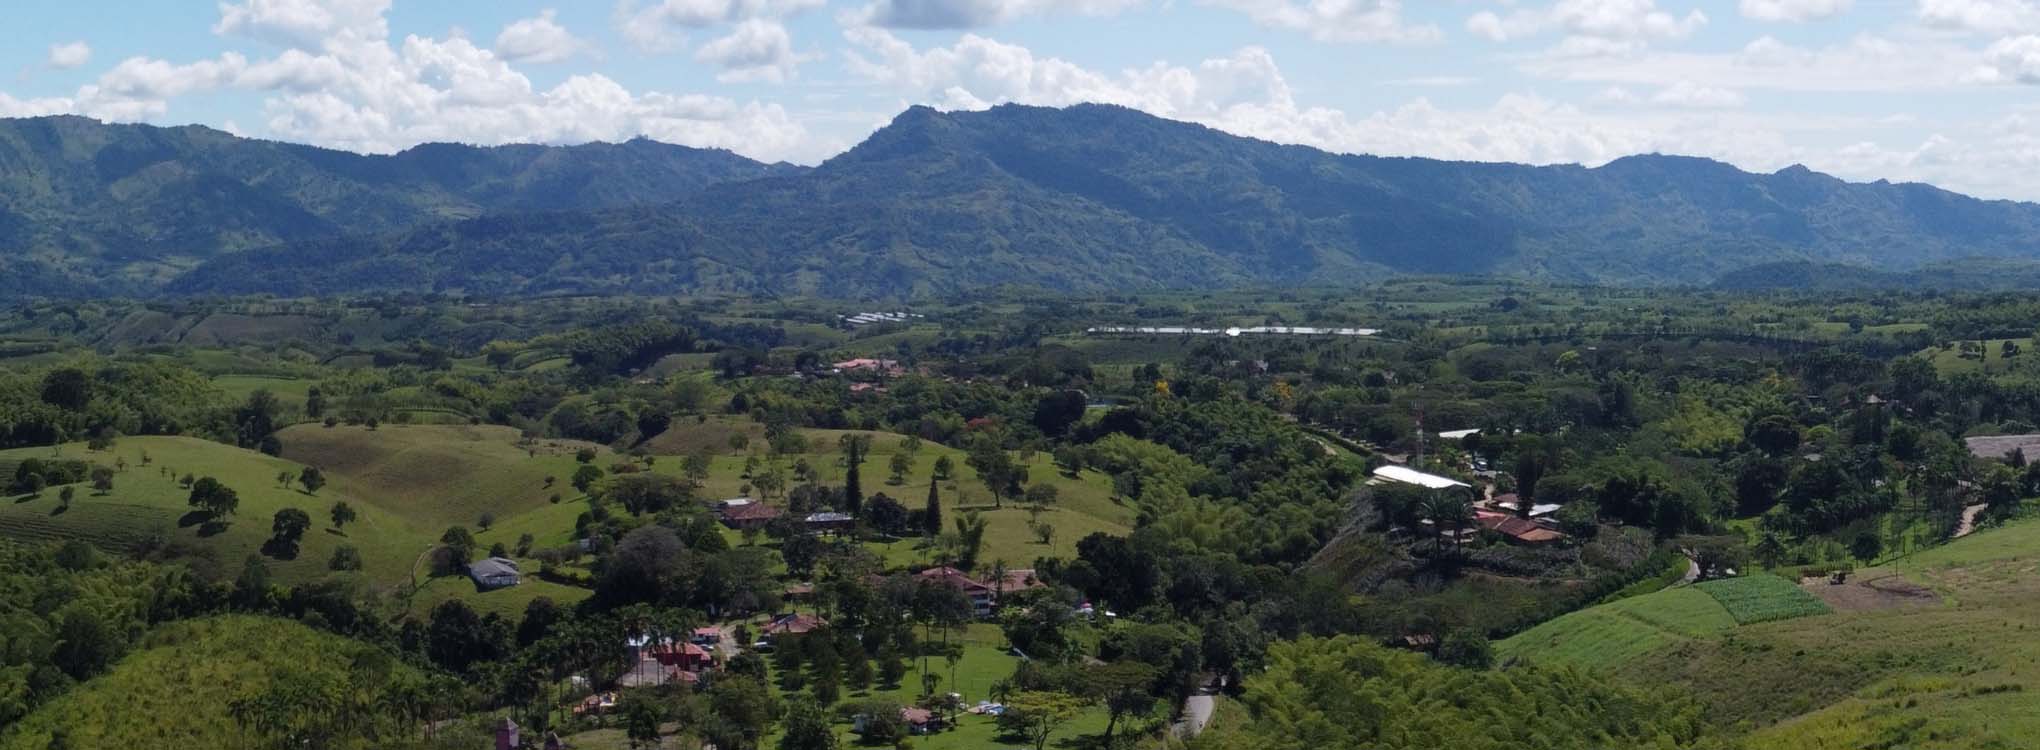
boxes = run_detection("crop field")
[1695,574,1833,624]
[1498,586,1736,672]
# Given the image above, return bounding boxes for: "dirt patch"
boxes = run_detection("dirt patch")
[1799,570,1940,612]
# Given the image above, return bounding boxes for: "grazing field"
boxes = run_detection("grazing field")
[1695,574,1833,624]
[0,437,427,585]
[0,615,431,750]
[276,423,602,529]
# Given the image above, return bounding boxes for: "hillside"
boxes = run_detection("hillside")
[170,103,2040,298]
[0,615,429,750]
[0,115,799,294]
[1500,518,2040,748]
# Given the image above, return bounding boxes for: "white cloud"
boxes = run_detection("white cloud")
[214,0,391,46]
[1917,0,2040,34]
[615,0,823,52]
[47,41,93,69]
[495,9,588,64]
[1651,81,1746,107]
[1521,34,1978,92]
[0,91,78,117]
[695,19,810,82]
[52,1,807,162]
[1203,0,1441,44]
[1467,0,1708,43]
[1740,0,1852,22]
[858,0,1142,29]
[1972,34,2040,82]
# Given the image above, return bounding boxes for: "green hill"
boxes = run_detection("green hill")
[0,615,431,750]
[1501,518,2040,748]
[0,115,797,295]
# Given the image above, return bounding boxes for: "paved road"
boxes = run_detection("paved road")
[1174,692,1215,738]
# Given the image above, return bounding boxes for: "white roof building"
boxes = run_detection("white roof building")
[1437,428,1481,440]
[1371,465,1472,490]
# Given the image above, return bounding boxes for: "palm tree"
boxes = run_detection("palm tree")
[1422,492,1474,554]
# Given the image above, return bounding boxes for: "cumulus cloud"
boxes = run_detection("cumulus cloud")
[858,0,1141,29]
[615,0,823,51]
[1521,34,1977,92]
[1739,0,1852,22]
[1200,0,1440,43]
[695,19,811,82]
[1972,34,2040,82]
[48,0,807,161]
[1650,81,1747,107]
[48,42,93,69]
[495,9,588,63]
[1467,0,1707,44]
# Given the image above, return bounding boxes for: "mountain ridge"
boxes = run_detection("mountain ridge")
[11,104,2040,298]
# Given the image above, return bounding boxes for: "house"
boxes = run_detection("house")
[783,582,816,601]
[917,566,997,616]
[902,707,947,734]
[495,718,519,750]
[469,557,521,590]
[832,358,906,377]
[804,511,856,532]
[691,626,723,645]
[650,640,716,671]
[763,613,827,638]
[1437,428,1481,440]
[1964,433,2040,461]
[1475,511,1566,545]
[719,501,782,530]
[1489,494,1562,517]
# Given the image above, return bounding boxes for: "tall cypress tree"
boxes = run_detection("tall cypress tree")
[923,479,942,537]
[844,455,863,517]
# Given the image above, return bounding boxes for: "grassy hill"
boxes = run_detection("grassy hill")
[0,615,429,750]
[0,436,427,584]
[275,423,605,529]
[1502,517,2040,748]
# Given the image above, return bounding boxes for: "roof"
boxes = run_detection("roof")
[916,566,992,593]
[1964,434,2040,460]
[1493,499,1563,517]
[469,557,520,578]
[805,512,855,523]
[1437,428,1481,440]
[721,502,783,521]
[717,498,754,508]
[901,707,937,725]
[1371,465,1472,490]
[765,613,827,635]
[1476,512,1566,543]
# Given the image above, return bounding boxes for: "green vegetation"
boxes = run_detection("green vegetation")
[1693,574,1832,625]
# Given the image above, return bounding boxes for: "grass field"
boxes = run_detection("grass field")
[1695,574,1833,624]
[1497,586,1737,672]
[0,615,432,750]
[0,436,429,585]
[276,423,603,529]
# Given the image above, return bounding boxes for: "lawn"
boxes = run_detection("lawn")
[1694,574,1832,625]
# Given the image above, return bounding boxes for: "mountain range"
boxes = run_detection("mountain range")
[6,104,2040,298]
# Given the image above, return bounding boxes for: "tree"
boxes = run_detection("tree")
[844,454,864,518]
[57,485,74,510]
[1024,483,1059,509]
[298,466,325,494]
[478,512,496,531]
[1852,530,1884,563]
[783,532,823,579]
[305,387,326,419]
[889,452,912,485]
[1511,449,1546,516]
[575,447,597,463]
[967,443,1026,508]
[923,480,943,537]
[88,466,113,494]
[1420,492,1473,553]
[1755,532,1787,569]
[876,639,907,688]
[441,526,477,567]
[188,477,240,518]
[1086,662,1160,742]
[329,501,357,531]
[329,545,364,571]
[1029,521,1055,546]
[778,698,837,750]
[683,450,714,487]
[932,455,954,481]
[572,464,605,493]
[953,512,988,570]
[1437,628,1494,669]
[625,694,664,749]
[1002,692,1085,750]
[270,507,312,553]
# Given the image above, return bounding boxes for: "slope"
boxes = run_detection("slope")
[1504,516,2040,748]
[171,103,2040,298]
[0,115,800,293]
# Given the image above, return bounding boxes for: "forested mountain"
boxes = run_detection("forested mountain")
[14,104,2040,298]
[0,115,799,295]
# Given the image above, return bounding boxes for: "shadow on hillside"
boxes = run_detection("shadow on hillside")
[48,505,67,516]
[197,520,230,537]
[260,537,300,560]
[325,527,346,537]
[177,510,211,528]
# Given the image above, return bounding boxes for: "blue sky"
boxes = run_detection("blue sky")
[7,0,2040,199]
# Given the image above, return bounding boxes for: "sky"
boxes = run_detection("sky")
[6,0,2040,199]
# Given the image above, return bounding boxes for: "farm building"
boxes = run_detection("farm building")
[1371,465,1472,490]
[469,557,521,590]
[719,501,782,529]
